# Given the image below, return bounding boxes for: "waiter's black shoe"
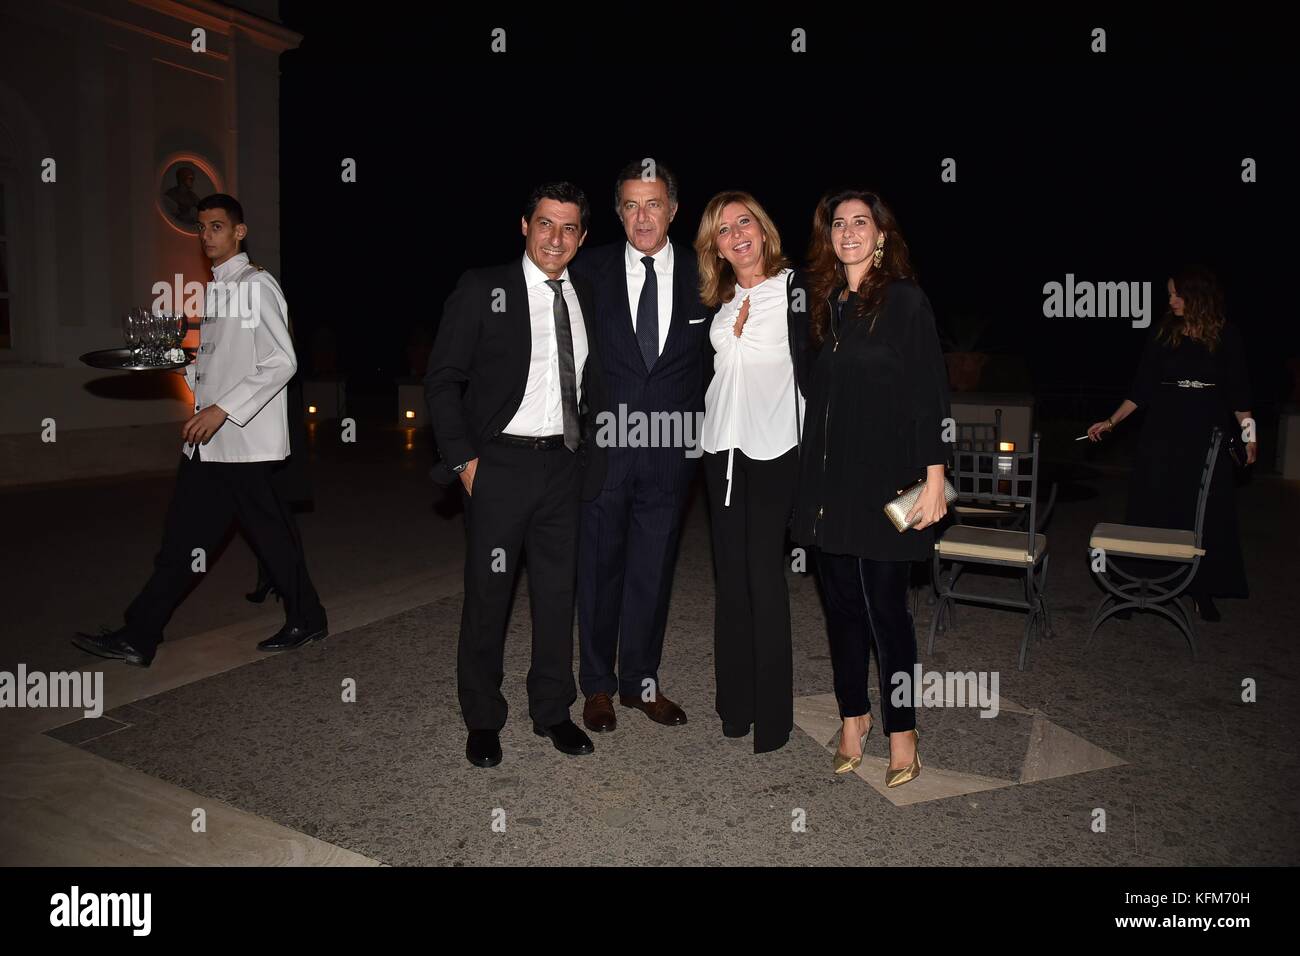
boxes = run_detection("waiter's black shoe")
[257,621,327,651]
[533,719,594,756]
[245,573,279,605]
[71,627,153,668]
[466,730,502,768]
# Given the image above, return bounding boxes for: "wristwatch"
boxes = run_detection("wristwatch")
[451,460,469,474]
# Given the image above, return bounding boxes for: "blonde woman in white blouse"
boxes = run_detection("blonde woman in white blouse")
[694,190,806,754]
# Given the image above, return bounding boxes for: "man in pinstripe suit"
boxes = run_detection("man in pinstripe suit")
[570,160,712,732]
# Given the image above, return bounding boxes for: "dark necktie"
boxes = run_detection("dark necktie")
[543,279,581,452]
[635,255,658,371]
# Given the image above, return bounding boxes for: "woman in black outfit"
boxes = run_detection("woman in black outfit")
[1088,266,1254,621]
[790,190,951,787]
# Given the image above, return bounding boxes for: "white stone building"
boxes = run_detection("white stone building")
[0,0,298,483]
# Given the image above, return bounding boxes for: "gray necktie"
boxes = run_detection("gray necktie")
[544,279,581,452]
[635,255,659,371]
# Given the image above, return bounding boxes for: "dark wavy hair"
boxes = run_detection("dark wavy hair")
[524,181,590,235]
[805,189,915,344]
[1158,265,1225,352]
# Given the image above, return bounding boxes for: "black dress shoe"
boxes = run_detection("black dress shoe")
[533,718,594,755]
[466,730,502,768]
[722,720,751,738]
[71,627,153,668]
[244,575,279,605]
[1192,596,1221,622]
[256,621,328,651]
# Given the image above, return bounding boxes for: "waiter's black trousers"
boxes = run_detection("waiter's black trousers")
[124,450,325,651]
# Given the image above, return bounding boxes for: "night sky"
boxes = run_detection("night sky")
[274,9,1292,420]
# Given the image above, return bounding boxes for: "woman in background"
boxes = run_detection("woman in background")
[1088,266,1254,621]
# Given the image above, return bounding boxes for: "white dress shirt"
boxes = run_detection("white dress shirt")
[701,268,803,505]
[624,240,674,357]
[503,252,589,437]
[182,252,296,462]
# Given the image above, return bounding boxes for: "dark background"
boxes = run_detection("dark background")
[274,9,1295,436]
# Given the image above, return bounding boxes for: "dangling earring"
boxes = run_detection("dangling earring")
[873,236,885,268]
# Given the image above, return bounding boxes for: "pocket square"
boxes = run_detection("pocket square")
[688,317,708,325]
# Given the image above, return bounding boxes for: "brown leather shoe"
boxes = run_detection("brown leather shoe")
[618,690,688,726]
[583,693,617,733]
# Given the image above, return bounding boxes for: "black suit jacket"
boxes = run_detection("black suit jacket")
[424,257,607,500]
[569,240,711,495]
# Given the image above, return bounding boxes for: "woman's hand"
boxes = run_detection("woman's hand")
[732,296,751,338]
[1086,420,1113,441]
[907,476,949,531]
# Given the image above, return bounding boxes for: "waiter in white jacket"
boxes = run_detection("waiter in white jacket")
[74,194,327,667]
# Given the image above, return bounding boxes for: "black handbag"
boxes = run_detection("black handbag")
[1224,428,1249,468]
[1221,415,1249,468]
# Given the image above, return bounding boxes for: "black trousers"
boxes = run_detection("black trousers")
[123,450,325,652]
[814,549,917,734]
[702,447,797,753]
[577,452,688,699]
[458,439,579,731]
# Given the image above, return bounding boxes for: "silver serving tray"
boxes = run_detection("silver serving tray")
[80,347,192,372]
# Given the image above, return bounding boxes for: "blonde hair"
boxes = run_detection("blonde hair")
[694,191,789,308]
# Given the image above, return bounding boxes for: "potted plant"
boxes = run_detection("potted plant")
[940,313,991,392]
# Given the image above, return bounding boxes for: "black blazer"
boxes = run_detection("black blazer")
[569,241,711,494]
[789,278,952,562]
[424,257,607,500]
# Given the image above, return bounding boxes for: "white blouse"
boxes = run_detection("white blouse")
[701,268,803,505]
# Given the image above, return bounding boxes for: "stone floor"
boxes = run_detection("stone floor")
[2,427,1298,865]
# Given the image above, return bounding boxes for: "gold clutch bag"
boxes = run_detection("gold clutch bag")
[884,476,957,532]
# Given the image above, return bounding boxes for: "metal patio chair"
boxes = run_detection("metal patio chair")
[1085,426,1221,660]
[929,432,1052,670]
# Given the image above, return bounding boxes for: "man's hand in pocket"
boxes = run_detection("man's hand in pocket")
[459,458,480,495]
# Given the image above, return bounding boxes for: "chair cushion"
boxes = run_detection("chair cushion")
[1089,523,1204,560]
[954,503,1025,517]
[936,525,1046,564]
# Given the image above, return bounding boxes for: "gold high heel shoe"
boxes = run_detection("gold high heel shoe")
[885,728,921,788]
[833,715,873,775]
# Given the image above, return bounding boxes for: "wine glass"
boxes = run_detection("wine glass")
[138,309,157,365]
[122,310,141,364]
[161,313,185,362]
[172,313,189,358]
[132,307,151,363]
[149,310,168,364]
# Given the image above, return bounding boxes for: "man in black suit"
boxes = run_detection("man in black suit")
[425,182,606,768]
[569,160,711,733]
